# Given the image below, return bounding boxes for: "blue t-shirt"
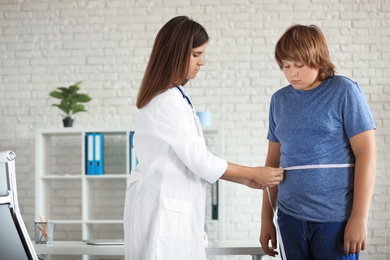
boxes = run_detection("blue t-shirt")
[267,75,375,222]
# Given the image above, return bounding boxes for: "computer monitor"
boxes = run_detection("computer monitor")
[0,151,39,260]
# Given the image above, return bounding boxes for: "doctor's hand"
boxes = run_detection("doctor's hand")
[220,163,283,188]
[254,166,283,187]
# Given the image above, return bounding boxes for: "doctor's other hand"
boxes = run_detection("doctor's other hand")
[242,179,266,189]
[254,166,283,187]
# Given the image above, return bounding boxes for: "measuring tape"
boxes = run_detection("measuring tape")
[266,163,355,260]
[283,163,355,171]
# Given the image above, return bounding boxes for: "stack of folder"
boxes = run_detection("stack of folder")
[85,133,104,175]
[85,131,137,175]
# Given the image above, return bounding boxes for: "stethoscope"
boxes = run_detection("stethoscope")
[176,86,193,108]
[175,86,202,136]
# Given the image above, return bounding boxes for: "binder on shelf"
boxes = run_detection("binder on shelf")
[85,133,104,175]
[94,133,104,175]
[85,133,95,175]
[130,131,138,172]
[211,180,219,220]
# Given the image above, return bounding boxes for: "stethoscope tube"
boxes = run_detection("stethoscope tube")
[176,86,193,108]
[175,86,203,137]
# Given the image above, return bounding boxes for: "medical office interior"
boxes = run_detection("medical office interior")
[0,0,389,259]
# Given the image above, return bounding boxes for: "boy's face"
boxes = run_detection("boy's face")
[281,60,321,91]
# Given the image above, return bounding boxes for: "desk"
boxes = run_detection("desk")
[34,241,266,260]
[207,241,266,259]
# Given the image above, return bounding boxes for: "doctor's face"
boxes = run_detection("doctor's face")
[186,42,207,80]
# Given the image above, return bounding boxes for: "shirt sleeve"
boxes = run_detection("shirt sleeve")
[267,94,279,142]
[152,97,227,184]
[342,81,376,138]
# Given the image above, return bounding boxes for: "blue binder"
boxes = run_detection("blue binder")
[129,131,137,172]
[94,133,104,175]
[85,133,95,175]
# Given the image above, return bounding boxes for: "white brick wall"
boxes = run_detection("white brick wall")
[0,1,389,259]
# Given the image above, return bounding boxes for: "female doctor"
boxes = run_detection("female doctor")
[124,16,284,260]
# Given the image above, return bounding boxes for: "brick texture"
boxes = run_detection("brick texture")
[0,1,389,259]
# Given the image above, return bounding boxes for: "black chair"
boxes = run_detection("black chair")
[0,151,40,260]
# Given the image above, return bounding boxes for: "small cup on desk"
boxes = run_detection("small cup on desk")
[34,221,54,244]
[196,111,212,127]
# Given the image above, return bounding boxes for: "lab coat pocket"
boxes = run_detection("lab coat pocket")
[160,198,191,239]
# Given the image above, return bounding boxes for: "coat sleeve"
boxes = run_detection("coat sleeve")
[151,97,227,184]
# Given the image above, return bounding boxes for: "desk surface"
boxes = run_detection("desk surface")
[34,240,265,256]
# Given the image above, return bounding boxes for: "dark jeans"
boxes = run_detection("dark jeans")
[277,209,359,260]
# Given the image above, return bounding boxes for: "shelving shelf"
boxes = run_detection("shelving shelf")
[35,126,223,259]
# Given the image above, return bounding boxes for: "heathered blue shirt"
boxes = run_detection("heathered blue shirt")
[267,75,375,222]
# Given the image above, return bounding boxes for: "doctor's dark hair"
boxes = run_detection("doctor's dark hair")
[136,16,209,109]
[275,24,336,81]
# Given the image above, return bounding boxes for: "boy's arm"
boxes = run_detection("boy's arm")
[260,141,281,256]
[344,129,376,255]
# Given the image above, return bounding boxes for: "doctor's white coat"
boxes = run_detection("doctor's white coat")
[124,87,227,260]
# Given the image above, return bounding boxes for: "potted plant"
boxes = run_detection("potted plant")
[49,81,92,127]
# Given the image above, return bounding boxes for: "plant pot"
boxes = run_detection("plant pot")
[63,117,74,127]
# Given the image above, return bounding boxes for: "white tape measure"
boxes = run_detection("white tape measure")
[283,163,355,171]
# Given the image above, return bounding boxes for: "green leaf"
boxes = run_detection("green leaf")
[72,104,87,114]
[74,94,92,103]
[68,85,80,94]
[52,103,70,116]
[49,91,65,99]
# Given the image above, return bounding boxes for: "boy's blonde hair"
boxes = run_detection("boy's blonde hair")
[275,24,336,81]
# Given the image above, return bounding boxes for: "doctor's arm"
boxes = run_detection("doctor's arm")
[220,160,283,189]
[156,99,283,187]
[343,129,376,255]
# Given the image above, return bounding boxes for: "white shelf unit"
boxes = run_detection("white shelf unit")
[35,126,224,254]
